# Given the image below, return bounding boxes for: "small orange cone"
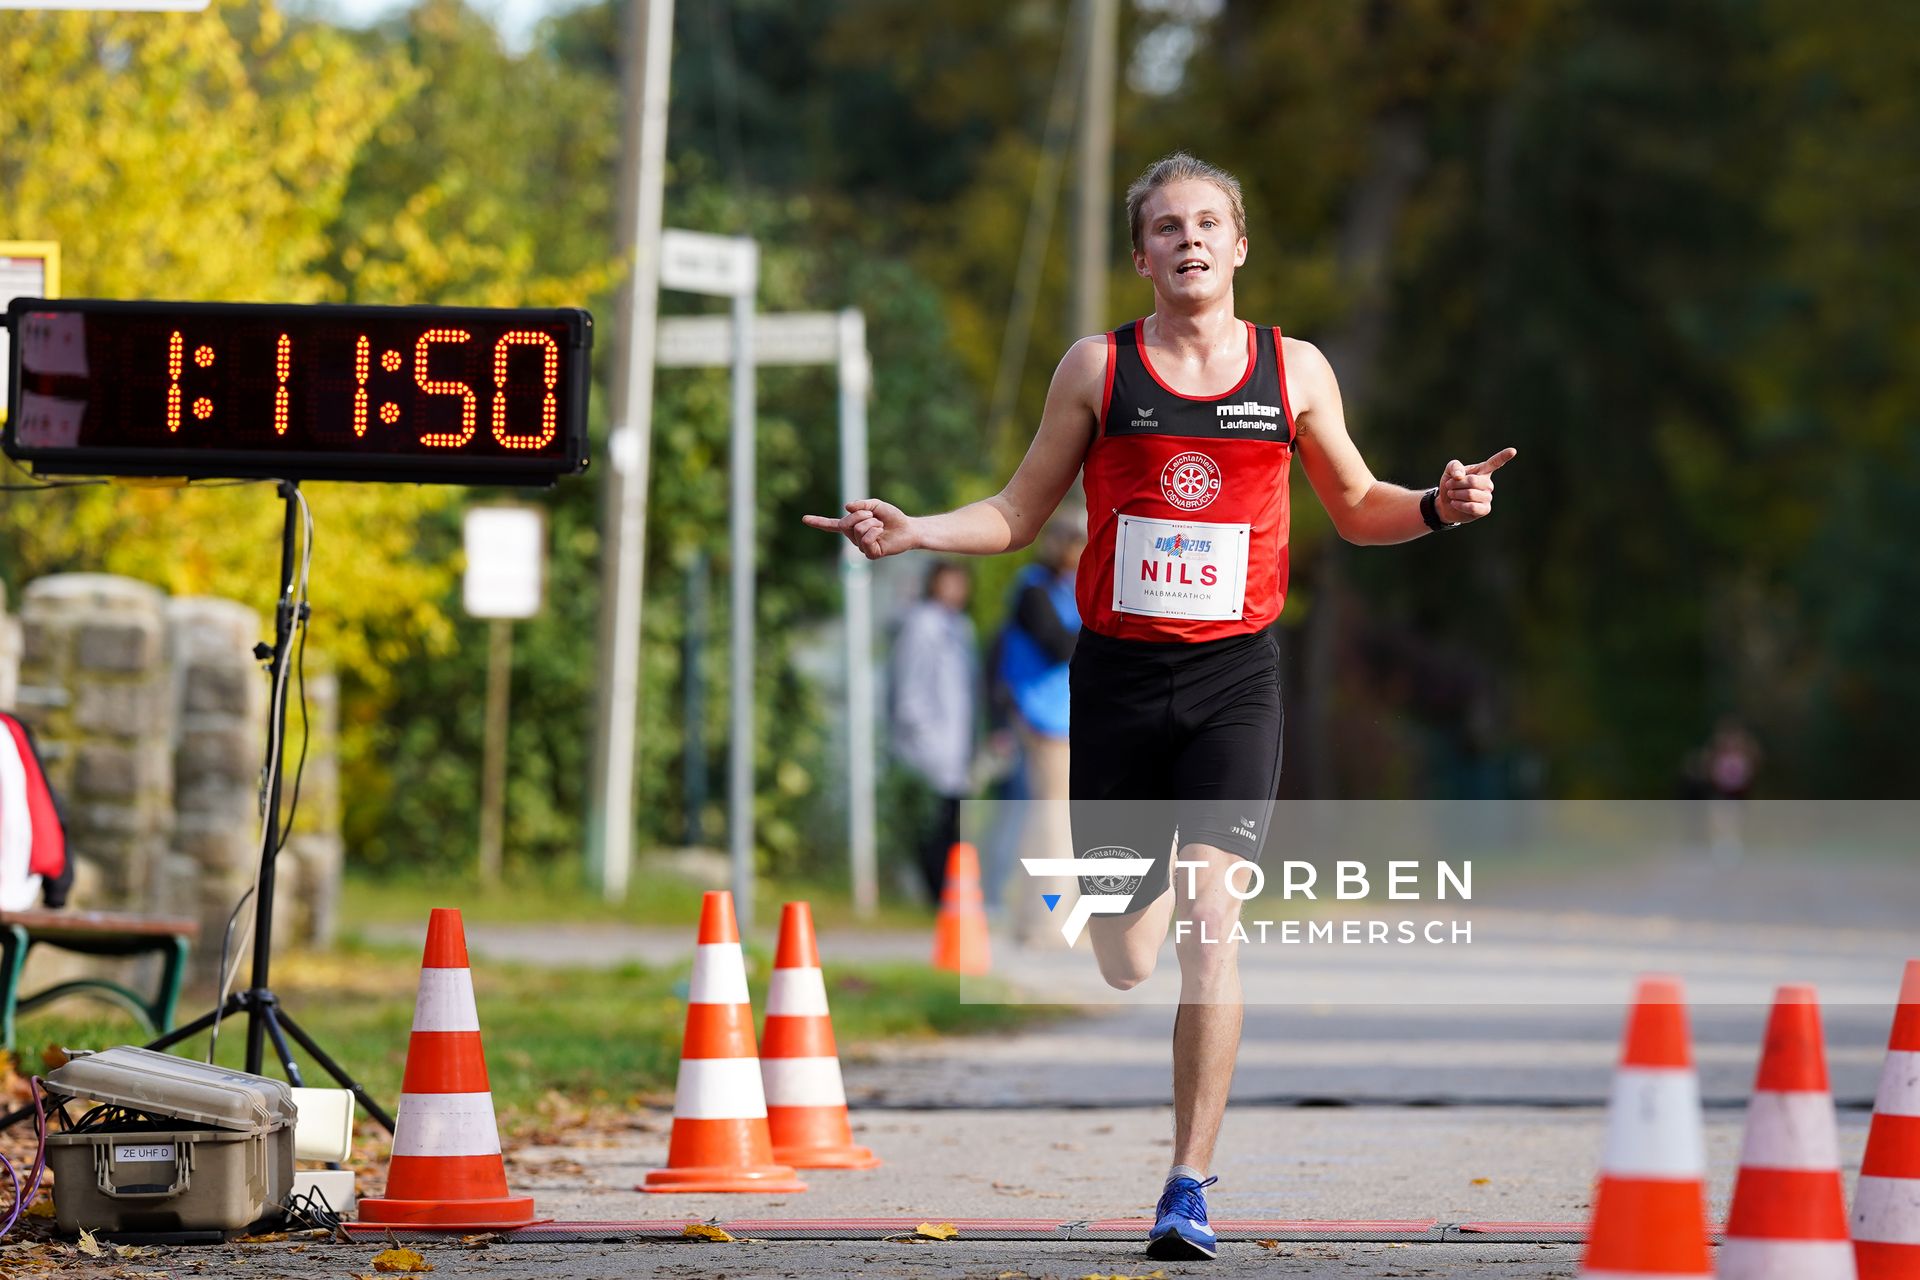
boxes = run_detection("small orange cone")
[760,902,881,1170]
[1854,960,1920,1279]
[931,842,990,975]
[1580,975,1712,1280]
[1720,984,1855,1278]
[642,890,806,1193]
[358,908,538,1229]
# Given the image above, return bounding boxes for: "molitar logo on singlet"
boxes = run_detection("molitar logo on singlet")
[1216,402,1283,432]
[1160,451,1222,511]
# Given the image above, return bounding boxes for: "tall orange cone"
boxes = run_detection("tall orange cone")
[1580,975,1712,1280]
[1720,985,1856,1279]
[642,890,806,1193]
[359,908,538,1229]
[931,842,990,975]
[761,901,881,1169]
[1854,960,1920,1279]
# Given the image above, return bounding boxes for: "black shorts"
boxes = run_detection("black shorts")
[1068,626,1284,914]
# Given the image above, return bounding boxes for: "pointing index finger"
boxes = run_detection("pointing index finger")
[1468,447,1518,475]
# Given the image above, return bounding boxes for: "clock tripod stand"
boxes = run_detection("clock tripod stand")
[138,481,395,1132]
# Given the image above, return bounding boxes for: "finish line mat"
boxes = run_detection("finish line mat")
[345,1217,1600,1244]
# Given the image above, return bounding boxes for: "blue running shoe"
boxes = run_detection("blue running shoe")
[1147,1174,1218,1260]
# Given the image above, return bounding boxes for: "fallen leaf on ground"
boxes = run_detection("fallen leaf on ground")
[76,1229,104,1257]
[113,1244,160,1258]
[458,1233,501,1247]
[914,1222,958,1240]
[1470,1177,1490,1186]
[1077,1271,1166,1280]
[370,1246,434,1273]
[237,1231,291,1243]
[1255,1238,1280,1249]
[680,1223,734,1242]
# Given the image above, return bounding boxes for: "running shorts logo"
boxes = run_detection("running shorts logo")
[1080,846,1144,896]
[1160,452,1222,512]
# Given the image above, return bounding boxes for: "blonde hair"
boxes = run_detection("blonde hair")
[1125,151,1247,254]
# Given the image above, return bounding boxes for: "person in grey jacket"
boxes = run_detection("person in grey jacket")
[888,561,976,901]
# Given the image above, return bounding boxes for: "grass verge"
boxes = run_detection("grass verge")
[13,940,1058,1132]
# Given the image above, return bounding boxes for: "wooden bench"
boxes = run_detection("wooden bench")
[0,909,199,1051]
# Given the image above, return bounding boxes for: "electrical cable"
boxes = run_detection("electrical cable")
[0,1078,50,1240]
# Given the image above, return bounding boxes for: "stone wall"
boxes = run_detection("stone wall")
[7,573,343,983]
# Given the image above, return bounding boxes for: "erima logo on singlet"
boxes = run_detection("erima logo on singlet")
[1132,406,1158,429]
[1216,402,1282,431]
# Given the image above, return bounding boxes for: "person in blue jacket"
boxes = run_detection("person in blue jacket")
[998,515,1085,943]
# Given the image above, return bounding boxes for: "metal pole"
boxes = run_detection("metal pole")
[728,253,760,928]
[477,618,512,886]
[683,549,708,847]
[838,309,878,918]
[1073,0,1118,338]
[245,481,300,1076]
[588,0,674,901]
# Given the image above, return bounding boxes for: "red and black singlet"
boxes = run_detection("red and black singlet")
[1077,317,1296,643]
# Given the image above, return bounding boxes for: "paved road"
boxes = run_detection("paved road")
[68,851,1908,1278]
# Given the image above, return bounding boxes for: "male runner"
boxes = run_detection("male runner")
[806,152,1514,1260]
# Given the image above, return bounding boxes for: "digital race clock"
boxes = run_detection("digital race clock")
[3,299,592,485]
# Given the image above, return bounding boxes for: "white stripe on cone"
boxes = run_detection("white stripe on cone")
[1737,1091,1842,1171]
[1871,1051,1920,1118]
[767,968,830,1017]
[1853,1174,1920,1245]
[1601,1068,1706,1177]
[1716,1238,1857,1279]
[673,1056,770,1120]
[411,968,480,1033]
[391,1091,504,1157]
[689,943,751,1006]
[761,1056,847,1108]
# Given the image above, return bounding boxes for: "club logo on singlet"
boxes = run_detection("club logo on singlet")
[1160,451,1222,512]
[1080,846,1144,896]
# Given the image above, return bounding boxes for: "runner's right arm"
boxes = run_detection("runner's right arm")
[802,337,1103,559]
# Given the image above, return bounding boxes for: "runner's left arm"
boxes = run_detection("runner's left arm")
[1288,338,1515,545]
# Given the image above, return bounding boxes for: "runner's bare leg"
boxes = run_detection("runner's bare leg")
[1087,882,1176,989]
[1170,842,1244,1172]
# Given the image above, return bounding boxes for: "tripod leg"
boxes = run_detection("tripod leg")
[0,991,246,1133]
[256,999,307,1088]
[273,1005,397,1133]
[143,991,248,1054]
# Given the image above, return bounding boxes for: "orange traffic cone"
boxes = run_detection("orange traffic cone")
[358,908,538,1229]
[931,842,990,975]
[1854,960,1920,1279]
[1580,975,1712,1280]
[761,901,880,1170]
[642,890,806,1193]
[1720,984,1855,1278]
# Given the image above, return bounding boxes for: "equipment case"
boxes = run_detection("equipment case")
[45,1045,295,1239]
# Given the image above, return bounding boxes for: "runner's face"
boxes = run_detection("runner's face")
[1133,179,1246,305]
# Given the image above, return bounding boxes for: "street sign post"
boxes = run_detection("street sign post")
[649,230,762,926]
[464,505,547,887]
[656,309,879,919]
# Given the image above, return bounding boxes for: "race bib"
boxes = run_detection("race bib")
[1112,514,1251,620]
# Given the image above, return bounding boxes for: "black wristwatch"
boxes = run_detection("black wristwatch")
[1420,487,1459,532]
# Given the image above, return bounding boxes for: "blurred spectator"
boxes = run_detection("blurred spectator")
[888,561,976,902]
[1683,716,1761,862]
[998,514,1085,944]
